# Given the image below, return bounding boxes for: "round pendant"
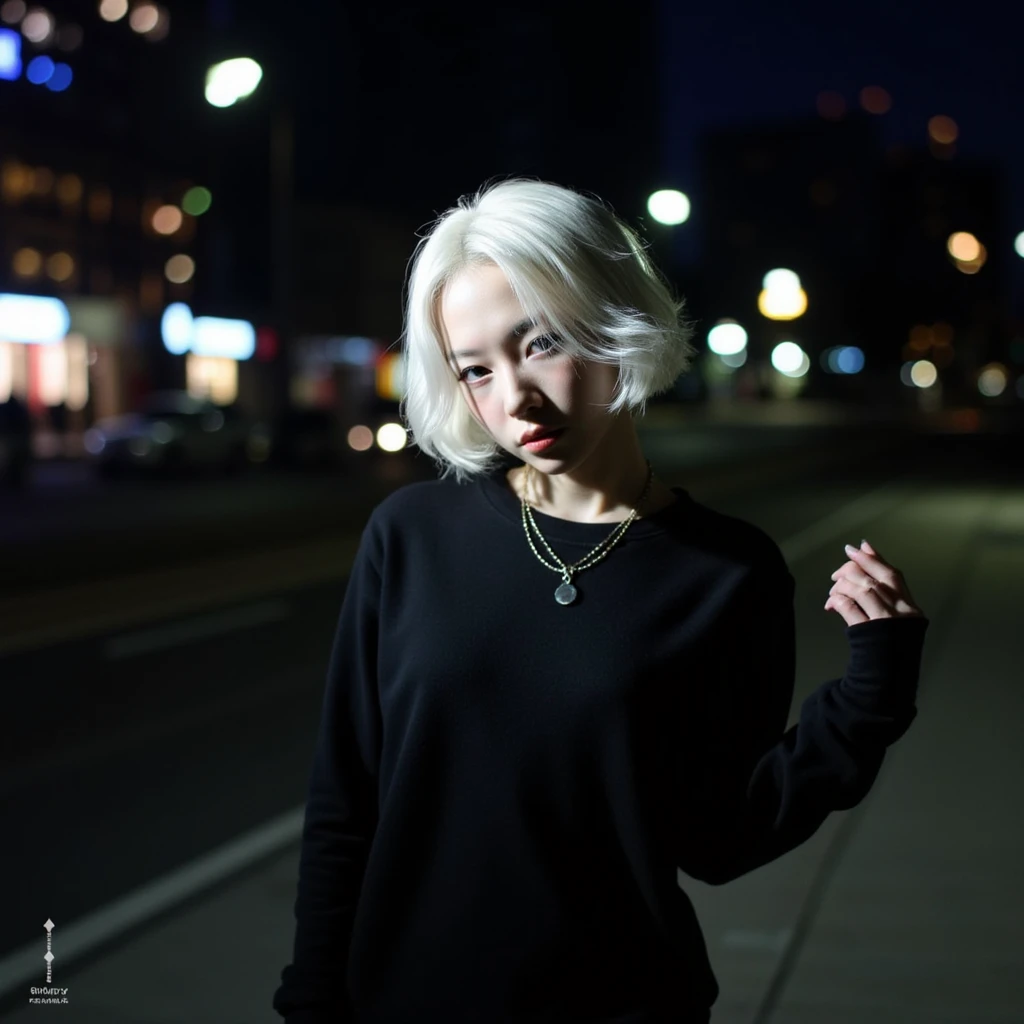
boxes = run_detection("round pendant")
[554,582,577,605]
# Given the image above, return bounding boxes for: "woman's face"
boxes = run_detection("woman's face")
[439,262,621,472]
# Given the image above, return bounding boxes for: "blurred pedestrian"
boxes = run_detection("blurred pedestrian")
[273,179,929,1023]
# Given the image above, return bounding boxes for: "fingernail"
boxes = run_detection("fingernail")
[844,543,857,555]
[861,538,869,547]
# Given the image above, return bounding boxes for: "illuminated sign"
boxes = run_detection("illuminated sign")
[160,302,255,360]
[0,27,22,82]
[0,293,71,344]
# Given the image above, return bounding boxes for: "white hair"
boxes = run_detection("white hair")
[399,177,698,484]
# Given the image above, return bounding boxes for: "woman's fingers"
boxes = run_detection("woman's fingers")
[828,575,895,619]
[828,539,925,620]
[824,591,870,625]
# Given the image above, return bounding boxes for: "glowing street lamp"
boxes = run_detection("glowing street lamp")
[204,55,292,417]
[646,189,690,226]
[758,268,808,321]
[204,57,263,108]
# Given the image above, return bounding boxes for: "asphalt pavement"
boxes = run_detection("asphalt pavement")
[1,401,1022,1022]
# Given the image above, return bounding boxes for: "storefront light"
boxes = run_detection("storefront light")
[0,292,70,344]
[160,301,255,360]
[0,26,21,80]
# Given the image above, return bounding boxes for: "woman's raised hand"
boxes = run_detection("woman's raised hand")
[824,539,925,626]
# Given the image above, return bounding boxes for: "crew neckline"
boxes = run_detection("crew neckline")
[476,463,692,545]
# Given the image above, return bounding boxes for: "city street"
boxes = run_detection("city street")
[0,417,1021,1022]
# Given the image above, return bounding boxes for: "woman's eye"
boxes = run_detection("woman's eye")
[457,335,559,384]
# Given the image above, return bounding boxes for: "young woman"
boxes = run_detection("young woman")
[273,179,929,1023]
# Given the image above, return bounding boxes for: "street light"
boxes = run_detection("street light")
[204,57,263,108]
[757,268,808,321]
[204,56,293,418]
[646,189,690,226]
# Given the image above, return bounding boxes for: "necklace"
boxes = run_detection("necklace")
[519,460,653,605]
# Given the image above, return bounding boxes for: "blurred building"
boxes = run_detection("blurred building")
[699,108,1014,405]
[877,150,1013,405]
[700,112,886,398]
[0,1,228,450]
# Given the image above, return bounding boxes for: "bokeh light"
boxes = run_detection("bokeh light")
[151,204,183,235]
[347,425,374,452]
[977,364,1007,398]
[182,186,212,216]
[646,189,690,226]
[928,115,958,144]
[947,231,980,261]
[164,254,195,284]
[376,423,407,452]
[12,246,42,277]
[758,269,808,320]
[859,86,891,114]
[46,251,74,282]
[56,173,83,204]
[955,243,987,275]
[98,0,127,22]
[1,1,26,24]
[128,2,158,33]
[907,360,938,388]
[706,319,748,356]
[1014,232,1024,259]
[140,3,168,41]
[25,53,53,83]
[822,346,865,374]
[21,7,53,44]
[205,57,263,108]
[44,60,70,90]
[770,341,809,378]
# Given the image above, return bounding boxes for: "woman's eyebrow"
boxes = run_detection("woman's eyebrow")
[448,318,538,365]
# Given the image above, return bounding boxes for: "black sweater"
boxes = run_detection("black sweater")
[273,465,929,1023]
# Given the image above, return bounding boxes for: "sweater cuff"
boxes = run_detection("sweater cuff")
[842,615,929,710]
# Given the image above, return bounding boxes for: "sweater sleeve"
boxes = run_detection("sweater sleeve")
[677,559,929,887]
[272,521,384,1022]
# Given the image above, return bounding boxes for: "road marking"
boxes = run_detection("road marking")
[0,807,305,1002]
[777,480,911,565]
[103,600,291,660]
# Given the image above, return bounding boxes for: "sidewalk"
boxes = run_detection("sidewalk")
[3,474,1020,1022]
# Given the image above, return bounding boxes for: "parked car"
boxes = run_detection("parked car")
[0,395,32,488]
[84,391,271,479]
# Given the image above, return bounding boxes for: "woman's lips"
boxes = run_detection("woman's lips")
[523,429,565,453]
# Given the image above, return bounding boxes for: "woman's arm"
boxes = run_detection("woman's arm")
[272,523,384,1022]
[677,551,929,887]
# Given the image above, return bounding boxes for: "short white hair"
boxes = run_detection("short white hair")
[400,177,697,483]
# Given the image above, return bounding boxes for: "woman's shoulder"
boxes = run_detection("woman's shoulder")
[680,494,789,579]
[369,473,477,529]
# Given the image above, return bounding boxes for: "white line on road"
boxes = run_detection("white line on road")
[103,600,291,660]
[0,808,305,1002]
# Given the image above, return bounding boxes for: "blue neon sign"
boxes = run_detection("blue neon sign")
[0,27,22,82]
[160,302,256,360]
[0,293,71,345]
